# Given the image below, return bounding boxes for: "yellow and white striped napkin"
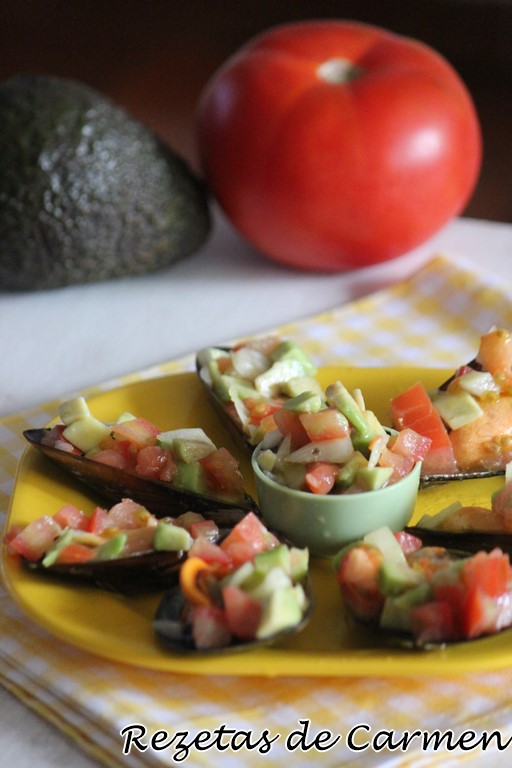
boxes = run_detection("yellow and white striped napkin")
[1,254,512,768]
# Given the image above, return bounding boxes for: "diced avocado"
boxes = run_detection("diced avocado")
[153,521,192,552]
[326,381,380,450]
[62,416,111,452]
[289,547,309,582]
[336,452,368,488]
[380,582,432,632]
[256,448,277,473]
[209,365,260,403]
[270,340,317,376]
[415,501,463,530]
[221,560,256,589]
[42,529,75,567]
[95,533,127,560]
[363,526,407,566]
[378,559,424,597]
[246,566,292,601]
[196,346,230,370]
[255,360,309,398]
[172,461,209,495]
[0,75,210,291]
[457,370,500,397]
[356,465,393,491]
[256,584,305,639]
[116,411,137,424]
[253,545,292,577]
[432,390,483,430]
[171,438,215,464]
[58,396,91,426]
[280,461,307,490]
[283,391,323,413]
[281,376,324,399]
[158,427,215,453]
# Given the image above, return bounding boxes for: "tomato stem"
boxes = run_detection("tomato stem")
[317,57,362,84]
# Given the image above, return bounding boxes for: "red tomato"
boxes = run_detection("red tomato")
[199,447,245,494]
[6,515,61,561]
[197,20,481,271]
[273,408,309,450]
[220,511,279,566]
[390,381,457,474]
[52,504,89,531]
[135,445,177,481]
[336,544,384,621]
[410,600,459,644]
[304,461,338,494]
[110,417,160,450]
[55,542,96,565]
[299,409,350,442]
[222,584,263,639]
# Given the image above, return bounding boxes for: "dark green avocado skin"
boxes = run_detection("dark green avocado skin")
[0,75,211,291]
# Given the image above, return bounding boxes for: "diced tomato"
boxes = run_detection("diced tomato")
[299,408,350,442]
[273,408,309,450]
[390,382,457,474]
[191,605,232,649]
[189,519,219,540]
[135,445,177,481]
[120,526,157,555]
[336,545,384,621]
[91,448,131,470]
[377,447,414,480]
[461,549,512,598]
[390,382,434,426]
[110,417,160,449]
[220,511,279,567]
[98,435,137,464]
[86,506,109,534]
[6,515,61,561]
[389,428,432,462]
[55,542,96,564]
[188,537,233,570]
[174,511,207,530]
[393,530,423,554]
[199,447,244,494]
[304,461,338,494]
[244,398,282,426]
[410,600,459,644]
[52,504,90,531]
[222,584,262,639]
[104,498,152,529]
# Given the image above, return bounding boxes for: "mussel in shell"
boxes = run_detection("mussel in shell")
[404,525,512,557]
[153,574,315,655]
[23,428,257,520]
[23,546,187,593]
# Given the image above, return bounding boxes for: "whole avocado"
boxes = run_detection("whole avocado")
[0,74,211,291]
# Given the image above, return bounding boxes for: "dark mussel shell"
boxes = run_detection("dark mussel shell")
[405,525,512,557]
[345,544,512,650]
[196,347,255,453]
[23,547,187,594]
[23,428,258,521]
[419,468,505,487]
[153,576,315,655]
[22,514,245,594]
[421,359,508,485]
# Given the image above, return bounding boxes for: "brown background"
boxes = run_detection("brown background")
[1,0,511,223]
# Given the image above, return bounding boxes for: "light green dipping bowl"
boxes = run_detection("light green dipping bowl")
[251,445,422,558]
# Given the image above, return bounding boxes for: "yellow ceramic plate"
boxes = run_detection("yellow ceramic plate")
[2,367,510,677]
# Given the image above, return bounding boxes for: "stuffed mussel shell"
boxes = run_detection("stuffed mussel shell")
[23,428,257,520]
